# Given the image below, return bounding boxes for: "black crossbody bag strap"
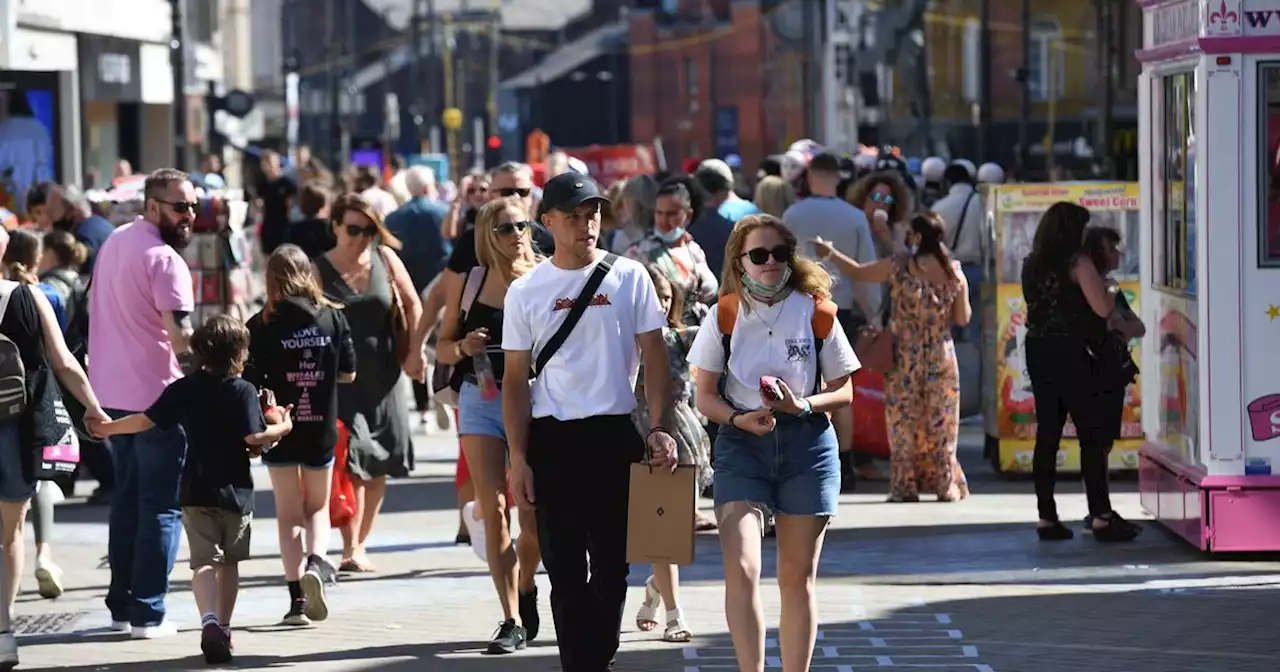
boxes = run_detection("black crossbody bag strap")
[533,253,618,377]
[951,190,977,251]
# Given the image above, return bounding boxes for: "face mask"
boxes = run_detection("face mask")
[740,266,792,298]
[655,226,685,244]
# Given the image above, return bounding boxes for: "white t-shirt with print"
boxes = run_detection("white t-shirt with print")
[503,252,667,421]
[687,291,860,411]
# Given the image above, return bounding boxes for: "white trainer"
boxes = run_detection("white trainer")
[131,620,178,639]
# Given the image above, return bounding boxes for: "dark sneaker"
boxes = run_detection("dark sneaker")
[485,619,526,655]
[519,588,540,641]
[282,599,311,627]
[309,554,339,585]
[300,565,329,622]
[200,622,232,664]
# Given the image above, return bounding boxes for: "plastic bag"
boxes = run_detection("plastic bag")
[330,420,357,529]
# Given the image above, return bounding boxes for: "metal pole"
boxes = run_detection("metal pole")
[442,14,458,181]
[1101,0,1116,178]
[170,0,189,171]
[408,0,421,152]
[487,1,499,143]
[1017,0,1030,178]
[342,0,355,171]
[978,0,991,164]
[327,0,341,169]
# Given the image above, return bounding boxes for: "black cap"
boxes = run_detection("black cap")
[540,172,608,212]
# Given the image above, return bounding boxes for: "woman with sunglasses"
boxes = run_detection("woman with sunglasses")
[687,214,859,672]
[434,196,544,654]
[845,171,914,257]
[314,194,425,573]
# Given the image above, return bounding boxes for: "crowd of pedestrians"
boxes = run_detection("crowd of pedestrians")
[0,139,1146,672]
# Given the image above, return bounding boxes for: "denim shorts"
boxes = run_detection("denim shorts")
[458,381,506,442]
[713,413,840,517]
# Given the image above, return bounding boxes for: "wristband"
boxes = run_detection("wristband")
[648,426,671,438]
[454,341,465,359]
[727,411,745,429]
[797,398,813,417]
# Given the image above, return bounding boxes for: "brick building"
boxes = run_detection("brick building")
[628,0,815,177]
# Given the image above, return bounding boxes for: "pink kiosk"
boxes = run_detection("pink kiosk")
[1137,0,1280,552]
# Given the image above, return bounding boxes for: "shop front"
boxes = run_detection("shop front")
[77,34,142,188]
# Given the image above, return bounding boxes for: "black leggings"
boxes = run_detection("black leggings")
[1025,335,1123,522]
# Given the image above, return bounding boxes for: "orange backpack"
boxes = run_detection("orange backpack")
[715,294,838,396]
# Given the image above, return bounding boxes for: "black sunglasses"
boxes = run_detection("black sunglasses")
[743,245,792,265]
[493,220,531,236]
[870,192,896,205]
[156,199,198,214]
[495,187,532,198]
[345,224,378,238]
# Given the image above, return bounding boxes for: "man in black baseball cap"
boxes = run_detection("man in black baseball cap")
[536,171,609,262]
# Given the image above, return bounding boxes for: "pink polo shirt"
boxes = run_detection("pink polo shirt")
[88,217,194,412]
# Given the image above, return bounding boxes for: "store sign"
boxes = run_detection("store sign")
[77,35,141,102]
[1149,0,1201,47]
[1244,0,1280,35]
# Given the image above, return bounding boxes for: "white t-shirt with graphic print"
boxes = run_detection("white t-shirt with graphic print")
[687,291,860,412]
[503,252,667,421]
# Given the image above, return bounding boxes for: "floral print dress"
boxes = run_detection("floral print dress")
[624,235,719,325]
[631,326,714,490]
[883,255,965,500]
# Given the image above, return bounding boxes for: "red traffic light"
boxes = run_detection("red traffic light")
[486,135,502,150]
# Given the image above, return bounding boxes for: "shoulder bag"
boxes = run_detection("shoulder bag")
[431,265,488,407]
[534,254,618,377]
[381,247,413,365]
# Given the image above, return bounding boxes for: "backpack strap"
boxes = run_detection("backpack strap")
[0,280,19,324]
[810,296,839,394]
[460,265,486,317]
[715,295,739,404]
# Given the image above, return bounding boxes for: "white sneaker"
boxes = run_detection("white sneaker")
[109,620,130,633]
[434,404,452,432]
[34,559,63,599]
[0,631,17,669]
[462,501,488,563]
[131,620,178,639]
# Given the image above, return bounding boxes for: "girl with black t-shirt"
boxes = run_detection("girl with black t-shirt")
[244,244,357,626]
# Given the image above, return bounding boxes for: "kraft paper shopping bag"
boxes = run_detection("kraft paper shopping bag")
[626,463,697,566]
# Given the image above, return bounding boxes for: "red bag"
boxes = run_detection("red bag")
[851,369,891,459]
[330,420,357,529]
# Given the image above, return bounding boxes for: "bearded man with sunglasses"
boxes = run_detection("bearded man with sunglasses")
[88,168,197,639]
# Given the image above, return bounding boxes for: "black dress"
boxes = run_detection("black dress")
[0,285,48,502]
[315,251,412,480]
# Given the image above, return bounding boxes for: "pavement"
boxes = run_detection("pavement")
[12,421,1280,672]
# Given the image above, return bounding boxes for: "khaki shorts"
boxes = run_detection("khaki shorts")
[182,507,252,568]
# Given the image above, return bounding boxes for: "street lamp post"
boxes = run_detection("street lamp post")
[170,0,190,171]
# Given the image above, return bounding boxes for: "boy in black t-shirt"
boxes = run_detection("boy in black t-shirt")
[92,315,294,665]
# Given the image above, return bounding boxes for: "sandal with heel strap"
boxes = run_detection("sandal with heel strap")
[635,576,661,632]
[663,607,693,643]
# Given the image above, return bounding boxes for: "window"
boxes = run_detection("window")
[1260,64,1280,265]
[685,57,699,113]
[1156,71,1196,293]
[1028,21,1064,102]
[962,18,981,102]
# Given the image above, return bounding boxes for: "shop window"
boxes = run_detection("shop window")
[1156,71,1196,293]
[1028,20,1064,102]
[1260,64,1280,266]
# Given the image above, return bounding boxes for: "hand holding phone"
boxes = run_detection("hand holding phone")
[760,376,784,402]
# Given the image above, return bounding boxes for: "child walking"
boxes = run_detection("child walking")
[245,244,356,626]
[91,315,295,664]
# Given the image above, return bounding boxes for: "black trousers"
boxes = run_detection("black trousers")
[1025,335,1121,522]
[411,380,430,412]
[529,414,643,672]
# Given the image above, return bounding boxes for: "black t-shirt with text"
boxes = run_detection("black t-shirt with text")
[145,372,266,514]
[244,297,356,454]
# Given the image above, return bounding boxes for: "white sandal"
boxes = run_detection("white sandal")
[635,576,661,632]
[662,607,693,643]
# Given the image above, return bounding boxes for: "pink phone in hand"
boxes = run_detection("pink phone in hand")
[760,376,784,402]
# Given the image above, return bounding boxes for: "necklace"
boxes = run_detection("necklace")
[755,297,788,337]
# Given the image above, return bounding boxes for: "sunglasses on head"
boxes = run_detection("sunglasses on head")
[345,223,379,238]
[156,199,198,214]
[495,187,532,198]
[870,191,895,205]
[743,245,792,265]
[493,220,531,236]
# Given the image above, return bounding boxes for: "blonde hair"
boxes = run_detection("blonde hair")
[645,264,684,329]
[601,179,628,232]
[719,214,831,313]
[264,244,342,321]
[329,193,403,250]
[753,176,797,218]
[475,197,539,285]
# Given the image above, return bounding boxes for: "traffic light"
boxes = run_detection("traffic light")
[487,135,502,150]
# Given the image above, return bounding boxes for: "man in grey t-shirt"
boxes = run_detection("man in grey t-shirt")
[783,153,880,334]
